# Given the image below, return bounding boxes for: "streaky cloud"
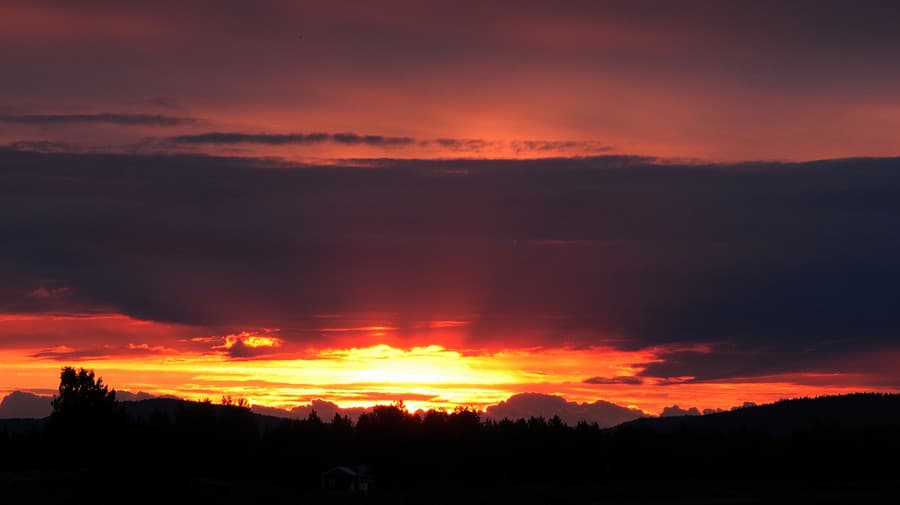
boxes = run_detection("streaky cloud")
[166,132,610,154]
[0,113,194,126]
[583,376,645,385]
[331,132,415,146]
[168,131,414,146]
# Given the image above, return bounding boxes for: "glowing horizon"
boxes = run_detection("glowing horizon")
[1,314,890,416]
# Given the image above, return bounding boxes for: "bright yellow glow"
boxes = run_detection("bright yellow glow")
[0,341,887,416]
[0,312,891,416]
[222,333,283,349]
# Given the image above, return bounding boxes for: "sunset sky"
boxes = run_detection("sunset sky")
[2,0,900,419]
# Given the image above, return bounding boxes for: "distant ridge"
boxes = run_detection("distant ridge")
[116,398,288,431]
[4,393,899,435]
[0,398,289,434]
[617,393,900,434]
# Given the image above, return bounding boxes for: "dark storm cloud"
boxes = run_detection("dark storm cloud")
[637,349,808,383]
[3,149,900,381]
[0,113,194,126]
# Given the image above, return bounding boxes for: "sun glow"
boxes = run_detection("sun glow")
[222,333,283,349]
[319,345,518,385]
[0,312,890,416]
[0,333,885,416]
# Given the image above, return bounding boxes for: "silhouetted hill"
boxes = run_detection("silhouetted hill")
[618,393,900,434]
[4,392,900,502]
[0,398,288,433]
[117,398,286,431]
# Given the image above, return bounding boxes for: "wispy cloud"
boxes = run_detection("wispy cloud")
[30,343,176,360]
[434,138,491,151]
[0,113,194,126]
[7,140,87,153]
[583,375,645,385]
[511,140,613,154]
[168,132,415,146]
[166,131,611,154]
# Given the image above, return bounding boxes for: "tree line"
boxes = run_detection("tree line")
[2,367,899,495]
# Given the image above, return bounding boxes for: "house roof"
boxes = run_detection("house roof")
[323,466,367,477]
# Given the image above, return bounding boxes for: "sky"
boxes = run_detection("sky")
[1,0,899,419]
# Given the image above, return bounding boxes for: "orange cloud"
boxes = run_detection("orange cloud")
[217,331,283,350]
[1,334,891,416]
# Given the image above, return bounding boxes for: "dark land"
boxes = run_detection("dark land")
[2,393,899,504]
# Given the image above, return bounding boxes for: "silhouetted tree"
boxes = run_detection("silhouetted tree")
[358,403,417,435]
[49,367,117,423]
[218,395,257,444]
[423,409,450,432]
[331,412,352,428]
[46,367,120,466]
[221,395,250,408]
[449,407,481,434]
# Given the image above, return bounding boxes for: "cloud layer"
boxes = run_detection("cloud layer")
[3,1,900,159]
[2,150,900,386]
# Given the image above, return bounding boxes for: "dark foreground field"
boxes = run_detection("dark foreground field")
[3,474,899,504]
[3,393,900,504]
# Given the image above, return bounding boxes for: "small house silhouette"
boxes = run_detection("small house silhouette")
[322,465,370,493]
